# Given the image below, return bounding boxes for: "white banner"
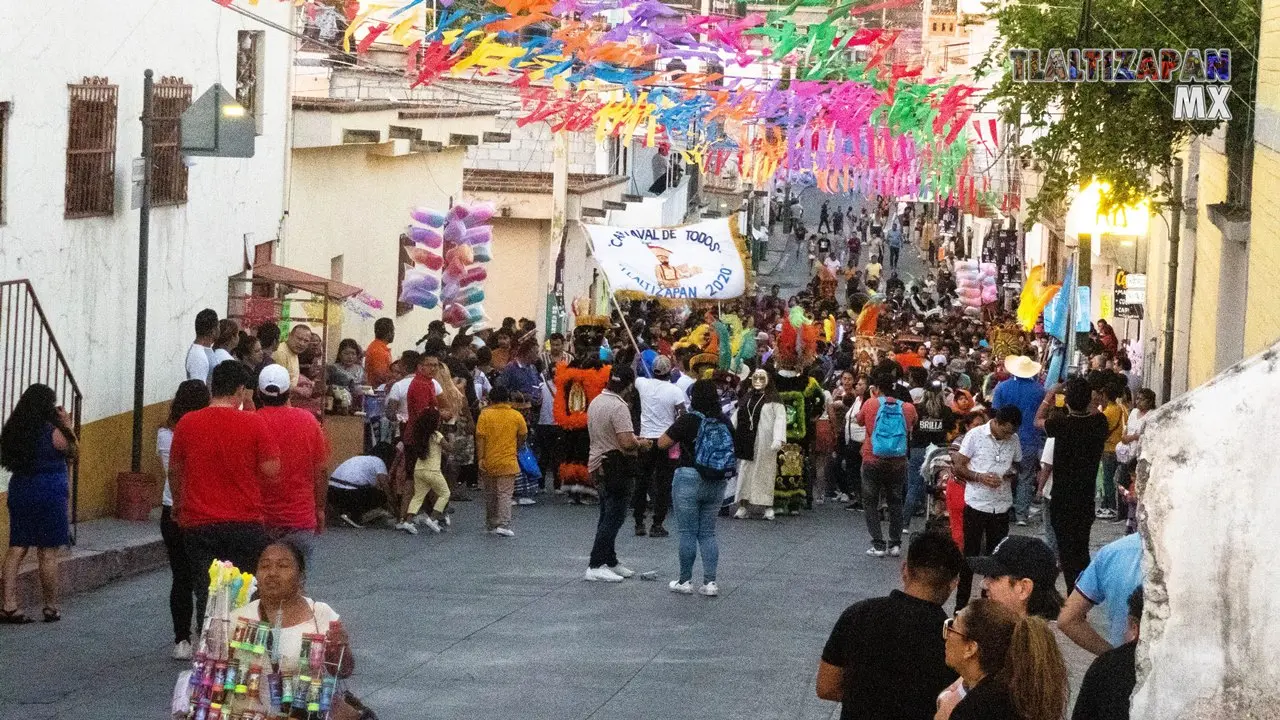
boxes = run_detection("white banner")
[584,218,746,300]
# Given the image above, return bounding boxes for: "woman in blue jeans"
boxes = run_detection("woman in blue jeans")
[657,380,730,597]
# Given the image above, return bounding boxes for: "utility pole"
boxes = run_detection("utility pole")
[131,69,154,473]
[1161,161,1182,403]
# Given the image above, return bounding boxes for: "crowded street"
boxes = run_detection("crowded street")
[3,1,1278,719]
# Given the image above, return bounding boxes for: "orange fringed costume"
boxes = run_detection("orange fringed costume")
[553,362,611,492]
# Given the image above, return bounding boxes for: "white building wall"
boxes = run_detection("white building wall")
[0,0,293,423]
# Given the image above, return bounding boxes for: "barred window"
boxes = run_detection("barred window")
[150,77,192,206]
[65,78,118,218]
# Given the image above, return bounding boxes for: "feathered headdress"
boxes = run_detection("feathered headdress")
[776,306,818,370]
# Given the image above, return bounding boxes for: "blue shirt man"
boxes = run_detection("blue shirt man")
[1072,532,1143,647]
[992,356,1046,522]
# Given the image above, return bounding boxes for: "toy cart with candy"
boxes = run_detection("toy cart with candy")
[172,561,346,720]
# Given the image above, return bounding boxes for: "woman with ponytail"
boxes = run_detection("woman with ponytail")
[938,597,1068,720]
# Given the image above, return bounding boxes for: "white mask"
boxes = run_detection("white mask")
[751,371,768,390]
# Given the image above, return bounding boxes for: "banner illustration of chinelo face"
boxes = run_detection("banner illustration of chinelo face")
[584,218,747,300]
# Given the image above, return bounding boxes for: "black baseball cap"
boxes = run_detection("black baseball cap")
[968,535,1059,590]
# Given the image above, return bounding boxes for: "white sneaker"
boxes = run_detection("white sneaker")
[609,565,635,579]
[442,514,452,528]
[733,507,748,519]
[668,580,693,594]
[172,640,192,661]
[888,545,901,557]
[396,521,419,535]
[510,500,518,506]
[517,497,537,506]
[866,547,886,557]
[421,516,442,533]
[836,492,850,503]
[585,566,624,582]
[490,527,515,537]
[763,509,775,521]
[699,581,719,597]
[412,514,431,526]
[338,513,363,529]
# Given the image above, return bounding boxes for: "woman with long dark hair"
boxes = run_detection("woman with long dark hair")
[156,380,210,656]
[658,380,734,597]
[1,384,78,623]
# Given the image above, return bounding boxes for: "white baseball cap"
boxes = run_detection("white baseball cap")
[258,364,291,396]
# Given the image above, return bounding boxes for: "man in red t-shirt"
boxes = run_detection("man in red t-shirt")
[855,369,918,558]
[170,361,280,629]
[404,349,445,445]
[256,364,330,547]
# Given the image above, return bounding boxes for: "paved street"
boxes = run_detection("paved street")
[0,498,1117,720]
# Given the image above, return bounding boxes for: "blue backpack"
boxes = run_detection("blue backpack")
[691,411,737,481]
[871,398,908,458]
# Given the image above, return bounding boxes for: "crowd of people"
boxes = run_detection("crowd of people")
[0,192,1156,719]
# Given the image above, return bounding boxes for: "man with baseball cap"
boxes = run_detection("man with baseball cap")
[584,364,651,582]
[967,534,1064,620]
[256,364,330,550]
[633,355,687,538]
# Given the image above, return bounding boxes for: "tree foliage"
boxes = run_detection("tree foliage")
[975,0,1259,220]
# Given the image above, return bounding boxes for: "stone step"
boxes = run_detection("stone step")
[621,193,643,203]
[603,200,627,210]
[581,207,607,219]
[12,515,167,609]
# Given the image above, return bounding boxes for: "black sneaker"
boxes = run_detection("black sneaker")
[649,525,670,538]
[635,523,647,536]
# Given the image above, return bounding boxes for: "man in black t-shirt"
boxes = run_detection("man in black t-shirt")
[1035,376,1109,591]
[1072,588,1142,720]
[817,533,965,720]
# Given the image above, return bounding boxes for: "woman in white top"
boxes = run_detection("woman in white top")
[211,319,240,367]
[157,380,210,660]
[1115,388,1156,530]
[233,541,358,713]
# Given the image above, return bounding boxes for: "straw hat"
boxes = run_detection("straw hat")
[1003,355,1042,379]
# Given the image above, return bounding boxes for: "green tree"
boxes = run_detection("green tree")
[975,0,1259,219]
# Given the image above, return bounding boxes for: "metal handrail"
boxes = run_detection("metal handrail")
[0,279,83,544]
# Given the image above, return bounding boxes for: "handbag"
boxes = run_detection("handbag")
[517,444,542,480]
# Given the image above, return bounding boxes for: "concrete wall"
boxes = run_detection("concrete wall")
[322,71,604,175]
[286,144,467,349]
[1133,340,1280,719]
[0,0,293,522]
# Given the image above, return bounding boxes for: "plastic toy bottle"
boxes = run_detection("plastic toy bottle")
[193,698,211,720]
[208,702,222,720]
[307,635,326,673]
[267,670,282,709]
[246,663,262,698]
[223,662,238,694]
[318,676,337,714]
[280,672,295,710]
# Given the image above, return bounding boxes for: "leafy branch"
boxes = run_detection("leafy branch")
[975,0,1259,220]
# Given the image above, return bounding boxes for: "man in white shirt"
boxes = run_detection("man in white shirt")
[951,405,1023,612]
[633,355,687,537]
[185,309,218,384]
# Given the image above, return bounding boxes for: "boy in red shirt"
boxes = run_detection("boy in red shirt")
[256,364,330,549]
[170,362,280,630]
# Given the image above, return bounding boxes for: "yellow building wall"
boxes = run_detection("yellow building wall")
[1247,146,1280,354]
[1186,147,1229,389]
[483,217,550,328]
[1246,0,1280,354]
